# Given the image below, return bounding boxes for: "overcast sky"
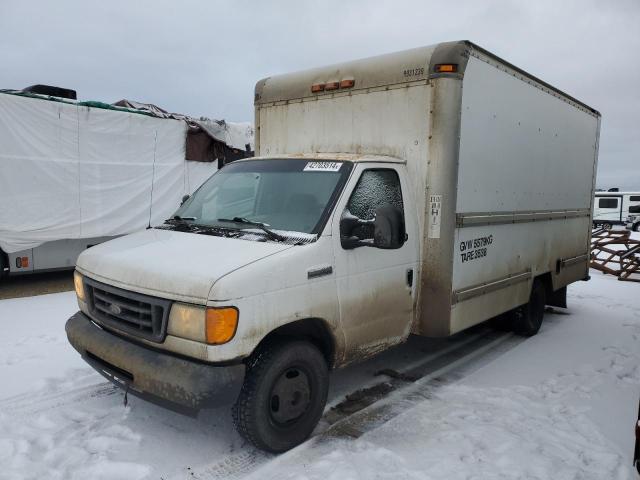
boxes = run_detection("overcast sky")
[1,0,638,189]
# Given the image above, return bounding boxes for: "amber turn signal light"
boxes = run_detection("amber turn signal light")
[205,307,239,344]
[434,64,458,73]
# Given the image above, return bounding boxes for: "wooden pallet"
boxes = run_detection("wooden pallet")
[590,228,640,282]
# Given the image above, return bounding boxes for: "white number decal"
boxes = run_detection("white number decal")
[303,162,343,172]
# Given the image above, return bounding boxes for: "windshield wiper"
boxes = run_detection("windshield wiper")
[217,217,287,242]
[163,215,198,231]
[165,215,197,224]
[161,218,243,238]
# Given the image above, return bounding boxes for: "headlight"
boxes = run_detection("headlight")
[168,304,238,345]
[74,271,85,301]
[168,303,207,342]
[74,271,89,315]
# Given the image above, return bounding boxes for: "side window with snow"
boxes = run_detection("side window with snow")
[344,169,404,241]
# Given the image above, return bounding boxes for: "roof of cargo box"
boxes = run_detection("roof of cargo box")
[254,40,599,117]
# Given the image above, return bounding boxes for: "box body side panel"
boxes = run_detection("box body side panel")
[447,54,599,334]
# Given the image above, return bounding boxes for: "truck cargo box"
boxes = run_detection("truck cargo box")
[254,40,600,336]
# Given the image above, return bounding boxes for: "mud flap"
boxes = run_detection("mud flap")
[547,286,567,309]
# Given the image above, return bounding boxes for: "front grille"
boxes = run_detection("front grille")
[84,277,172,343]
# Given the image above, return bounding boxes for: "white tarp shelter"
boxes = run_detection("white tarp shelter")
[0,92,253,253]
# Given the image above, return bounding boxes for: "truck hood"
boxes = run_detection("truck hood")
[76,228,293,303]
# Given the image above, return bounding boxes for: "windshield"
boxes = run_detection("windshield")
[173,159,352,236]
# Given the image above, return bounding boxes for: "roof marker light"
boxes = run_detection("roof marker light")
[311,83,325,93]
[339,79,355,89]
[324,81,339,91]
[435,64,458,73]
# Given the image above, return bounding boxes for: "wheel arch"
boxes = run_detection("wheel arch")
[249,317,338,370]
[536,272,553,299]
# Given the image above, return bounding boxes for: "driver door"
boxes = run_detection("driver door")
[331,164,418,362]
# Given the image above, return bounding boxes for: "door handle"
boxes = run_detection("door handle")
[406,268,414,288]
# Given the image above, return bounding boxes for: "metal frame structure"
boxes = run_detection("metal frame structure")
[590,228,640,282]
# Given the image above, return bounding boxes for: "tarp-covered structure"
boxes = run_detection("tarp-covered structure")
[112,99,254,166]
[0,90,254,253]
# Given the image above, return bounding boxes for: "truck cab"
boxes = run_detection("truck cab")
[68,153,418,451]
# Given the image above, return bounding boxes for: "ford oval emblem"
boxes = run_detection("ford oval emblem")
[109,303,122,315]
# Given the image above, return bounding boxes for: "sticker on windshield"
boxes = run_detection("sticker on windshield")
[303,161,342,172]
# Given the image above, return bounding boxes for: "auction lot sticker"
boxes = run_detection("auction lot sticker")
[303,161,342,172]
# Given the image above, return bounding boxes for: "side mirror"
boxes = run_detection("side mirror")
[373,205,405,249]
[180,194,190,206]
[340,212,374,249]
[339,205,405,250]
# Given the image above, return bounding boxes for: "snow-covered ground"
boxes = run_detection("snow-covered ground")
[1,269,638,479]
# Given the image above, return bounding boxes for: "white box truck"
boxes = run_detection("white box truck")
[66,41,601,452]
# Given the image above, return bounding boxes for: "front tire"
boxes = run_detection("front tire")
[232,340,329,453]
[511,279,546,337]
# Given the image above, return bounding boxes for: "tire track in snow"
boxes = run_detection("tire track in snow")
[181,329,518,480]
[323,331,520,439]
[0,367,148,480]
[237,325,636,480]
[0,368,116,416]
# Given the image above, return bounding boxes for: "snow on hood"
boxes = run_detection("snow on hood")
[76,228,292,303]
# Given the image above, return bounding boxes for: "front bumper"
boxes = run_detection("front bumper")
[65,311,245,414]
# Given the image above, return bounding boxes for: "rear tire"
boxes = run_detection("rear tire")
[232,340,329,453]
[511,279,546,337]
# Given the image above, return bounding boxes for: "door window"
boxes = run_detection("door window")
[344,169,404,243]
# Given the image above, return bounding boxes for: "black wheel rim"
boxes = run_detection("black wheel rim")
[269,366,312,425]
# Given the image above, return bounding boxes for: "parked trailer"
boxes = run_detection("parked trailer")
[66,41,600,452]
[592,191,640,229]
[0,90,253,277]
